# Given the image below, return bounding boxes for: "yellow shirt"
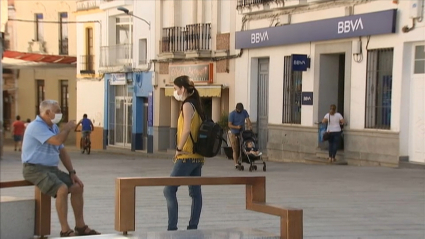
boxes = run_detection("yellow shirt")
[176,103,204,162]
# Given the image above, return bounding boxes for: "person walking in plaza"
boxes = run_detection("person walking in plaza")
[12,115,25,151]
[228,103,252,168]
[163,75,204,231]
[322,104,345,163]
[21,100,100,237]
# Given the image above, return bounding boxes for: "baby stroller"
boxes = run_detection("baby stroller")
[236,130,266,172]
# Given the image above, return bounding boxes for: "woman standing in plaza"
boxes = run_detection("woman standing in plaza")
[163,75,204,231]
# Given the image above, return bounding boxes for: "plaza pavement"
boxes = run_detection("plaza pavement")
[0,144,424,239]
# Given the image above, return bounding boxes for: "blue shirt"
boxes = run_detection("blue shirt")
[21,116,64,166]
[228,109,249,134]
[81,118,92,131]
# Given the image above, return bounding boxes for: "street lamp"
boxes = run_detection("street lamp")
[117,7,150,30]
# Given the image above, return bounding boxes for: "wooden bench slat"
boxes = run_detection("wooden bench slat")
[0,180,33,188]
[118,176,265,187]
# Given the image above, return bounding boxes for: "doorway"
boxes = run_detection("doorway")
[318,53,345,150]
[201,97,212,119]
[114,96,132,147]
[257,58,269,152]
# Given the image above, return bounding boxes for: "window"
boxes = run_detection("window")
[282,56,302,124]
[365,48,394,129]
[36,80,45,115]
[60,80,69,122]
[116,17,132,45]
[139,38,147,64]
[59,12,68,55]
[85,27,94,71]
[35,13,43,41]
[414,45,425,74]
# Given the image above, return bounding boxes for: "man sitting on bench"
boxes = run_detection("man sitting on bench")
[21,100,100,237]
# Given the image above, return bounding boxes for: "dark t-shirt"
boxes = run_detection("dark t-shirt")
[228,109,249,134]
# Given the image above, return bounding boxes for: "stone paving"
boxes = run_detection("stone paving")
[0,145,424,239]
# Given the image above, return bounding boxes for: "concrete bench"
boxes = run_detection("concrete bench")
[0,180,51,238]
[115,176,303,239]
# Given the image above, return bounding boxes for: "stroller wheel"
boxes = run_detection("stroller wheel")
[249,165,253,172]
[263,165,266,172]
[240,165,244,171]
[254,165,257,171]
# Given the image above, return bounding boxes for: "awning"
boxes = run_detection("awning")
[165,85,223,97]
[2,50,77,69]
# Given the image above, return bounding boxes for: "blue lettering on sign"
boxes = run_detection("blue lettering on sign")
[338,18,364,34]
[251,31,269,44]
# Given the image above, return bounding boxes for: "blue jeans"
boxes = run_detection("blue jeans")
[328,131,341,158]
[163,159,203,231]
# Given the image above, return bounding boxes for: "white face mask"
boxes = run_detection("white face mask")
[51,113,63,124]
[173,90,184,102]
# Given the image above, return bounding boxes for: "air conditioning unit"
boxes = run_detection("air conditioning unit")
[28,41,46,53]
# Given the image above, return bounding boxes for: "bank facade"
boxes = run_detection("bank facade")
[235,0,425,166]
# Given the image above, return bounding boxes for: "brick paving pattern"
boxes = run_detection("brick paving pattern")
[1,146,424,239]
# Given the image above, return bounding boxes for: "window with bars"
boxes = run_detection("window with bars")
[60,80,69,122]
[35,13,43,41]
[36,80,45,115]
[282,56,302,124]
[365,48,394,129]
[59,12,68,55]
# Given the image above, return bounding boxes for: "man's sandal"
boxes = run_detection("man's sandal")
[60,230,76,237]
[75,225,101,236]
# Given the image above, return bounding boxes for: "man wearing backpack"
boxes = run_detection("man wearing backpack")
[228,103,252,168]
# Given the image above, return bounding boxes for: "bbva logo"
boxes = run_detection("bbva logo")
[251,31,269,44]
[337,17,364,34]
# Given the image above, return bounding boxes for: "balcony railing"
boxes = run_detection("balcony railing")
[161,23,211,53]
[80,55,95,74]
[59,38,68,55]
[76,0,102,11]
[100,44,132,68]
[237,0,274,8]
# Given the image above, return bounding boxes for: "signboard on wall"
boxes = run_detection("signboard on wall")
[292,54,310,71]
[110,73,127,85]
[301,92,313,105]
[169,63,213,83]
[235,9,397,49]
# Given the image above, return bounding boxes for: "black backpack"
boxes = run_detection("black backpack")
[181,100,227,158]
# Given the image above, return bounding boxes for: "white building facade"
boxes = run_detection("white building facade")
[75,0,155,151]
[235,0,425,166]
[152,0,238,151]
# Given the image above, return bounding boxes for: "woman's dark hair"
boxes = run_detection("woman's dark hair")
[174,75,205,119]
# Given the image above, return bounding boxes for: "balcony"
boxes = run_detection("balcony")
[76,0,103,11]
[160,23,212,59]
[79,55,95,74]
[237,0,274,8]
[99,44,132,71]
[59,38,68,55]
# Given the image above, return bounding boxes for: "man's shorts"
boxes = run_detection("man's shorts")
[82,130,91,137]
[22,163,73,198]
[13,135,22,142]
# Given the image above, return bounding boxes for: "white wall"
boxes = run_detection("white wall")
[76,80,105,127]
[235,0,425,131]
[133,0,156,69]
